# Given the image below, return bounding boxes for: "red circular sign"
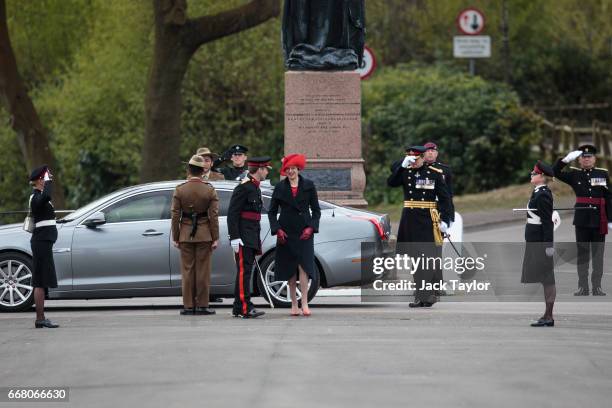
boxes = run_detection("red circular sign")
[456,8,486,35]
[356,46,376,80]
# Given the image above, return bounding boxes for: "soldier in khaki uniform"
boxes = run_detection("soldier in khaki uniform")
[171,155,220,315]
[196,147,225,181]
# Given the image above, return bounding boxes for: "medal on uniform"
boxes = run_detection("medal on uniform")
[590,177,607,187]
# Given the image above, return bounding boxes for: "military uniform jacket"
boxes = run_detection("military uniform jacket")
[387,161,452,223]
[525,185,554,244]
[30,181,58,242]
[553,159,612,229]
[202,171,224,181]
[227,175,263,250]
[427,161,455,222]
[219,165,248,181]
[171,178,220,243]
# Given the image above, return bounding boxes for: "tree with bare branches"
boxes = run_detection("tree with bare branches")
[0,0,65,207]
[140,0,280,182]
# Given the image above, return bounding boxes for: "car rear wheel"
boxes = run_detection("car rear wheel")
[256,252,320,308]
[0,252,35,312]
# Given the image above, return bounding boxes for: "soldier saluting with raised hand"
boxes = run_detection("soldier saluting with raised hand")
[213,144,249,181]
[553,145,612,296]
[227,157,272,318]
[388,146,452,308]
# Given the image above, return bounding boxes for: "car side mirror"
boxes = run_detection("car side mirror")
[83,212,106,228]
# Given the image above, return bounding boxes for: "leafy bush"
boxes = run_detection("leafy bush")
[362,64,541,205]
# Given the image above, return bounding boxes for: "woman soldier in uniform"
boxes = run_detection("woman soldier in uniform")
[268,154,321,316]
[521,161,556,327]
[29,166,60,328]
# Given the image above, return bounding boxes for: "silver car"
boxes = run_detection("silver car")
[0,180,392,311]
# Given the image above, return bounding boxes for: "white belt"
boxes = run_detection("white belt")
[35,220,56,228]
[526,218,542,225]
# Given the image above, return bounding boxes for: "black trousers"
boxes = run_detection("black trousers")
[575,226,606,289]
[233,246,256,315]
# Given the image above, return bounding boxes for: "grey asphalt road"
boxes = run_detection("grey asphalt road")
[464,214,576,242]
[1,296,611,408]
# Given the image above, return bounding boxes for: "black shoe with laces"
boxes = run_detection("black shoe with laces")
[35,319,59,328]
[574,287,589,296]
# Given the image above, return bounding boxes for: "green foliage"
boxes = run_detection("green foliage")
[1,0,611,214]
[180,18,285,178]
[362,64,540,204]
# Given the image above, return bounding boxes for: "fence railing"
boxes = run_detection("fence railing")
[537,118,612,170]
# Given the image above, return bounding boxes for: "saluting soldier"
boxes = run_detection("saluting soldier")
[227,157,272,318]
[213,144,249,181]
[388,146,452,308]
[29,166,60,328]
[423,141,455,295]
[196,147,224,181]
[553,145,612,296]
[171,155,220,315]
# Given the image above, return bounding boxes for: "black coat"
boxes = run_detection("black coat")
[387,161,452,242]
[428,161,455,222]
[227,175,263,251]
[553,159,612,229]
[268,176,321,281]
[30,181,58,243]
[521,185,554,284]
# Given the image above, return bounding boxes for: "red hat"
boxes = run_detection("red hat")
[424,142,438,150]
[280,154,306,176]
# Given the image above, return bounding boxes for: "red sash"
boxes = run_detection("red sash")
[576,197,608,235]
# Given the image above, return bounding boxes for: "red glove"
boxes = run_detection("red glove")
[299,227,314,240]
[277,229,288,245]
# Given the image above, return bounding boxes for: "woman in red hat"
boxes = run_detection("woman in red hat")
[268,154,321,316]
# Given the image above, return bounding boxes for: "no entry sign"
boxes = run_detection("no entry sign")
[456,8,485,35]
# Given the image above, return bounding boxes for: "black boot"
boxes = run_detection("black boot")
[180,308,195,315]
[592,287,607,296]
[195,307,216,315]
[574,287,589,296]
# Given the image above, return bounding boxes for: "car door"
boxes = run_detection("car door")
[71,190,172,290]
[170,188,235,287]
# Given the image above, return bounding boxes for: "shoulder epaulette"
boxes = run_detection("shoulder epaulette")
[569,166,581,171]
[240,178,251,185]
[595,167,608,172]
[428,166,443,173]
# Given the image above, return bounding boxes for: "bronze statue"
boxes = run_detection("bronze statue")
[282,0,365,70]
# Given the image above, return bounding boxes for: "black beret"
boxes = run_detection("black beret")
[29,165,48,181]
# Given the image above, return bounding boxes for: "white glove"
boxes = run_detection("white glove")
[608,222,612,231]
[562,150,582,163]
[43,171,51,181]
[401,155,416,168]
[448,221,454,229]
[545,247,555,257]
[230,238,244,253]
[439,221,448,233]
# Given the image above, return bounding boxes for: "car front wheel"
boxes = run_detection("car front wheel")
[256,252,320,308]
[0,252,35,312]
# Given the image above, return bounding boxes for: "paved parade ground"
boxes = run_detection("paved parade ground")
[1,295,611,408]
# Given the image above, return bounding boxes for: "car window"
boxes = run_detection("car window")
[217,190,232,217]
[103,191,172,223]
[216,189,269,216]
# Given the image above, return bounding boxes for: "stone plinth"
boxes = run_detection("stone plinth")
[284,71,367,207]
